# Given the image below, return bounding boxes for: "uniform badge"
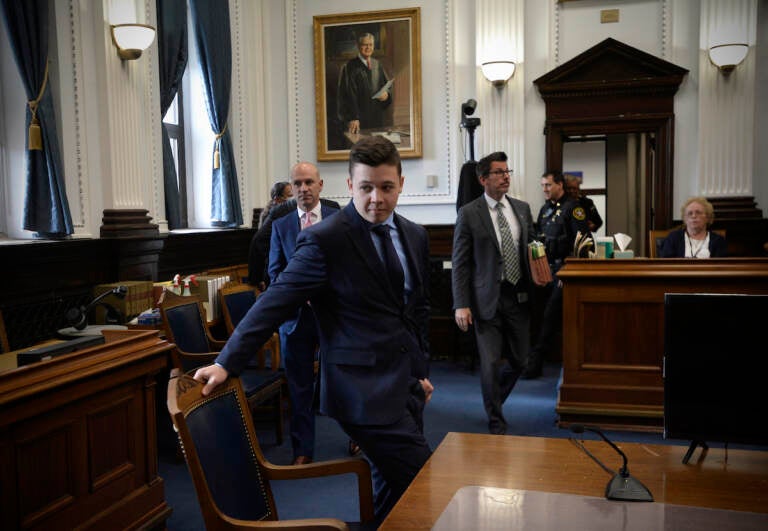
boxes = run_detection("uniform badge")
[573,207,586,221]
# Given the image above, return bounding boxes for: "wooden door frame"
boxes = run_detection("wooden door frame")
[545,114,674,231]
[534,38,688,248]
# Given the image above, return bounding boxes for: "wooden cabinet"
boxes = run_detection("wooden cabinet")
[0,330,173,530]
[556,258,768,431]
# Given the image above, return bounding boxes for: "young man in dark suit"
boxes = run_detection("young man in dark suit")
[194,136,433,525]
[268,162,339,465]
[452,151,543,435]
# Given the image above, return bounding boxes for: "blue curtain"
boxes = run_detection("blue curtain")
[1,0,73,238]
[157,0,187,230]
[189,0,242,227]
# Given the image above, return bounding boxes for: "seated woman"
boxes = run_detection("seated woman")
[659,197,727,258]
[258,181,293,228]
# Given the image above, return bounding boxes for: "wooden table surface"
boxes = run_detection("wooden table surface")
[380,432,768,530]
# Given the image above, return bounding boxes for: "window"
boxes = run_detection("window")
[163,84,188,228]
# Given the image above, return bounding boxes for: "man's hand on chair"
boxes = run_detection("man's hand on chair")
[193,364,229,396]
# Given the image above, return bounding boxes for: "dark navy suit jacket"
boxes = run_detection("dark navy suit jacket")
[217,201,431,425]
[659,229,728,258]
[268,202,340,334]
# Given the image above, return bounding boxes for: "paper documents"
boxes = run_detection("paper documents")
[372,78,394,99]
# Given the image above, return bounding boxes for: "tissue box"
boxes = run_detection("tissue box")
[613,250,635,259]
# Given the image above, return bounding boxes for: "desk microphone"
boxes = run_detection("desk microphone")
[65,286,128,330]
[571,424,654,502]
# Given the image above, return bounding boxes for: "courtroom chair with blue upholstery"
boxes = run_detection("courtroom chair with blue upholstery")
[220,282,258,335]
[160,291,285,444]
[649,229,673,258]
[167,371,374,531]
[220,282,281,372]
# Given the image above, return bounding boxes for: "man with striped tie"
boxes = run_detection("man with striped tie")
[452,151,543,435]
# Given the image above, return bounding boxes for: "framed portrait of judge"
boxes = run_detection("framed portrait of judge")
[313,8,422,161]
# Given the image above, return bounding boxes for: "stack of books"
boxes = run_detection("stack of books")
[189,274,231,322]
[93,281,154,323]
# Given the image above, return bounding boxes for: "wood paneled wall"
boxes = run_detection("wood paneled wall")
[0,230,254,350]
[1,220,764,353]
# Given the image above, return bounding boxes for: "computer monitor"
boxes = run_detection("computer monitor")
[663,293,768,461]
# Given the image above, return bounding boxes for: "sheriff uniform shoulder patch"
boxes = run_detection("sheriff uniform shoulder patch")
[573,207,586,221]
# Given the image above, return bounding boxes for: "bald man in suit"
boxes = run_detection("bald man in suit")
[269,161,339,465]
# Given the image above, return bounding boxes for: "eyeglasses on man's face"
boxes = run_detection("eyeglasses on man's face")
[487,169,513,177]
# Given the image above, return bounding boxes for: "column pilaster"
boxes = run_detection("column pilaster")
[99,0,163,237]
[475,0,525,198]
[697,0,757,196]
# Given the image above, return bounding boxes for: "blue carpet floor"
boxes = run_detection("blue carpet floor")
[159,359,756,529]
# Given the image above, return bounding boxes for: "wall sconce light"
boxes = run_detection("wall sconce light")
[708,43,748,74]
[110,23,156,60]
[481,61,516,87]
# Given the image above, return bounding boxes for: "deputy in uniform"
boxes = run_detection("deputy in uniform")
[564,173,603,232]
[525,172,590,379]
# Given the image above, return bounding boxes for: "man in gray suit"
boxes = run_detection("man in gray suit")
[452,151,542,435]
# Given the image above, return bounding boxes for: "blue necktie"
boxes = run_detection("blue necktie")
[372,224,404,299]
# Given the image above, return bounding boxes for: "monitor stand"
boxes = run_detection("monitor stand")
[682,440,709,464]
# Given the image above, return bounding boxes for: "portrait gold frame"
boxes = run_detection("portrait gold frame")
[313,8,422,161]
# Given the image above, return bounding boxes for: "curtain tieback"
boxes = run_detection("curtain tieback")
[213,124,228,169]
[27,59,50,151]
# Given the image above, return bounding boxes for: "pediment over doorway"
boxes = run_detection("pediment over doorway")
[533,38,690,253]
[534,38,688,98]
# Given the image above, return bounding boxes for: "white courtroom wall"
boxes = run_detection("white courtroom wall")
[1,0,765,238]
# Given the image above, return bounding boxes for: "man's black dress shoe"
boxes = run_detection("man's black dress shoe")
[489,423,507,435]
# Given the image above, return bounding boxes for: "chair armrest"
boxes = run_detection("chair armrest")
[247,333,281,370]
[209,337,228,351]
[172,349,220,372]
[220,515,348,530]
[262,457,374,523]
[265,332,281,370]
[202,317,228,350]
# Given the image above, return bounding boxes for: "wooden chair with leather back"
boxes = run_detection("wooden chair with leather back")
[167,371,374,530]
[649,228,726,258]
[219,282,281,373]
[220,282,259,336]
[221,282,321,379]
[159,291,285,444]
[648,229,673,258]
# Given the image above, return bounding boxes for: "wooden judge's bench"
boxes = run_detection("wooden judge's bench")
[556,258,768,431]
[0,330,173,530]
